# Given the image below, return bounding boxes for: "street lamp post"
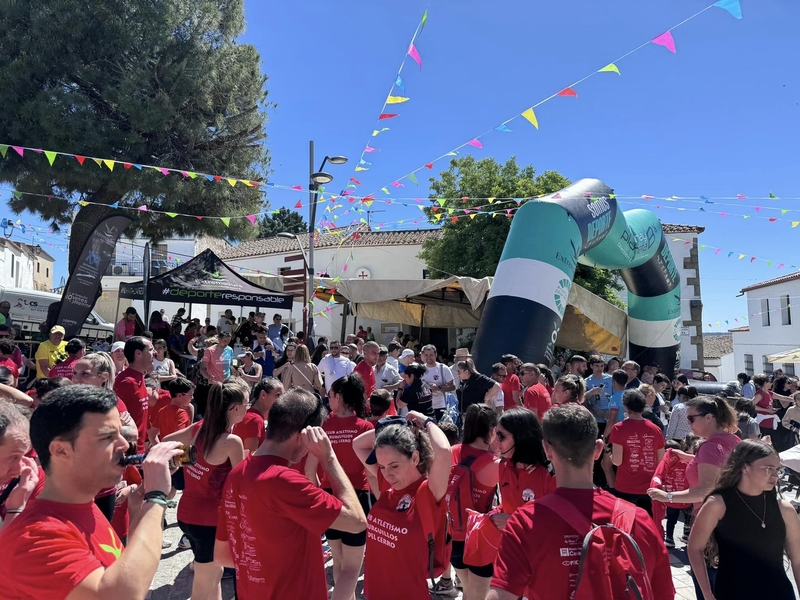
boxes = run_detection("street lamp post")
[306,141,347,344]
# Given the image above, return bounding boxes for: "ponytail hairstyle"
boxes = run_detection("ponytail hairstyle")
[82,352,116,389]
[536,364,555,388]
[498,407,548,467]
[330,373,367,418]
[556,375,586,403]
[196,377,249,452]
[710,439,778,500]
[462,403,498,444]
[686,395,738,432]
[374,424,434,476]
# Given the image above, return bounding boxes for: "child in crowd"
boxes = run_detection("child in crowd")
[368,389,392,424]
[650,434,700,547]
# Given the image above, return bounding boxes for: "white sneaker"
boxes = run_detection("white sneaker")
[177,535,191,550]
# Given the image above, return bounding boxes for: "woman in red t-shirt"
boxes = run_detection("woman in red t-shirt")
[353,411,452,600]
[449,403,501,599]
[165,377,247,600]
[610,389,665,516]
[305,373,374,600]
[753,373,778,433]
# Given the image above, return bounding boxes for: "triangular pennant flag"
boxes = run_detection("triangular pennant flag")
[552,193,562,199]
[737,193,747,199]
[379,113,398,120]
[246,214,257,225]
[364,146,376,153]
[381,187,390,194]
[488,197,495,204]
[372,128,389,136]
[137,205,148,211]
[425,163,433,169]
[470,213,477,219]
[11,191,21,199]
[295,200,303,209]
[451,216,458,224]
[728,252,734,257]
[782,209,789,215]
[394,75,405,92]
[408,172,418,185]
[557,87,578,98]
[793,222,800,228]
[349,178,362,186]
[767,261,773,267]
[437,199,446,207]
[44,151,57,166]
[103,159,115,171]
[770,192,779,199]
[77,200,88,207]
[195,216,203,220]
[227,179,237,187]
[407,42,422,68]
[292,185,303,190]
[220,217,231,227]
[714,0,742,19]
[769,218,778,222]
[109,202,119,209]
[11,146,24,157]
[420,8,428,30]
[0,145,7,158]
[355,166,368,172]
[392,181,405,188]
[750,257,756,263]
[521,107,539,129]
[467,139,483,149]
[738,254,746,260]
[386,95,409,104]
[651,31,676,53]
[167,212,179,218]
[496,124,512,132]
[598,63,620,75]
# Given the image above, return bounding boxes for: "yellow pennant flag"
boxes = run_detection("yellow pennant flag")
[103,159,115,171]
[220,217,231,227]
[521,108,539,129]
[793,221,800,228]
[227,179,237,187]
[470,213,477,219]
[78,200,88,207]
[92,158,103,167]
[488,197,496,204]
[738,254,746,260]
[386,96,410,104]
[598,63,620,75]
[355,166,367,172]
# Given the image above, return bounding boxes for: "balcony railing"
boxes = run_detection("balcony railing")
[104,260,179,277]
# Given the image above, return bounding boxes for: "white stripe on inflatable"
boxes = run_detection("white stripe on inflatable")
[488,258,573,319]
[628,316,682,349]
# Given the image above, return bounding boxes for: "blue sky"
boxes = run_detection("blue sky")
[7,0,800,331]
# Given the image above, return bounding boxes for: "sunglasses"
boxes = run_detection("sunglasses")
[686,414,707,424]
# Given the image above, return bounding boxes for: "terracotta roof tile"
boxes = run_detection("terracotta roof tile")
[728,326,750,332]
[740,272,800,293]
[703,334,733,358]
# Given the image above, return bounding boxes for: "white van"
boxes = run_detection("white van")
[0,286,115,341]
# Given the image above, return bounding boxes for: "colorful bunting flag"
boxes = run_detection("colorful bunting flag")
[467,139,483,149]
[386,96,409,104]
[44,151,57,166]
[557,87,578,98]
[521,108,539,129]
[379,114,398,120]
[394,75,405,92]
[420,8,428,31]
[714,0,742,19]
[598,63,620,75]
[220,217,231,227]
[372,128,389,136]
[651,31,677,53]
[408,172,418,185]
[407,43,422,68]
[246,214,257,226]
[496,124,512,132]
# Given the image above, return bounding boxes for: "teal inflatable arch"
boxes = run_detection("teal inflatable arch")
[472,178,681,374]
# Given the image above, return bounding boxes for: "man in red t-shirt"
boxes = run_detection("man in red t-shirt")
[48,338,86,380]
[0,338,21,387]
[500,354,523,410]
[353,341,379,400]
[0,401,44,530]
[0,384,183,599]
[520,363,551,420]
[488,404,673,600]
[113,336,155,453]
[215,388,367,600]
[232,377,284,453]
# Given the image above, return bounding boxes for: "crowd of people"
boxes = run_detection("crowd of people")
[1,312,799,600]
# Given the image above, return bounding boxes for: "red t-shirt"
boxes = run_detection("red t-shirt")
[0,499,123,599]
[0,466,46,520]
[502,373,521,410]
[491,488,674,600]
[320,415,374,490]
[499,460,556,514]
[364,476,448,600]
[178,431,233,527]
[523,383,552,420]
[649,449,690,537]
[451,444,497,514]
[217,455,342,600]
[609,418,665,494]
[110,465,143,540]
[148,389,172,428]
[354,361,376,398]
[47,355,77,380]
[231,408,266,448]
[114,367,149,453]
[0,356,20,380]
[153,404,190,440]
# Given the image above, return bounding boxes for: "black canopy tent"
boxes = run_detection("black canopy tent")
[118,248,293,310]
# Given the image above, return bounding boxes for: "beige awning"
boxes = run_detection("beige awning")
[768,349,800,364]
[306,276,627,355]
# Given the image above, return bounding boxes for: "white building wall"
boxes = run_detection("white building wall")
[665,237,700,372]
[0,244,35,289]
[732,279,800,375]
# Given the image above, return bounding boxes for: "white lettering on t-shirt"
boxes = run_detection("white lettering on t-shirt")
[366,513,410,549]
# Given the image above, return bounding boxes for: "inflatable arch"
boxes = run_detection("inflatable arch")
[472,178,682,375]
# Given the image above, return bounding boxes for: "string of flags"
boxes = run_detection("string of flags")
[364,0,742,200]
[348,7,429,185]
[667,235,799,272]
[708,317,748,329]
[620,199,800,228]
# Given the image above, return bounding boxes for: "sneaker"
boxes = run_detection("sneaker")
[429,578,458,597]
[665,537,675,548]
[161,539,172,549]
[177,535,191,550]
[222,567,235,580]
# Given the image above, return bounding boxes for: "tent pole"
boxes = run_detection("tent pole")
[114,290,122,338]
[188,303,193,321]
[340,302,349,344]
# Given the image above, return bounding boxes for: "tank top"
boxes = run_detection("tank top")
[714,487,795,599]
[152,357,170,377]
[499,460,556,514]
[177,426,233,527]
[451,444,496,514]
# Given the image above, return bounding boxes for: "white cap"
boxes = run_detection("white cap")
[400,349,415,359]
[111,341,126,352]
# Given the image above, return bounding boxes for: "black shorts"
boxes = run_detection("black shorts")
[172,468,185,491]
[325,489,373,547]
[178,520,217,563]
[450,540,494,577]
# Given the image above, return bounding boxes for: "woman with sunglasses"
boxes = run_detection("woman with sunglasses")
[688,440,800,600]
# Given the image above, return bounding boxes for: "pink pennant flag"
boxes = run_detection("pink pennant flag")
[720,213,727,217]
[11,146,23,157]
[557,87,578,98]
[415,198,424,203]
[292,185,303,190]
[137,205,148,212]
[715,249,721,254]
[467,139,483,149]
[651,31,676,53]
[737,194,747,199]
[552,193,561,199]
[364,146,376,153]
[425,163,433,169]
[408,42,422,68]
[343,264,349,272]
[642,194,654,200]
[754,206,761,211]
[391,181,405,188]
[246,214,257,225]
[158,168,170,176]
[778,263,785,269]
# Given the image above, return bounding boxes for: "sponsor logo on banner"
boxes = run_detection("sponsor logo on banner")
[555,239,580,271]
[544,320,561,364]
[585,196,613,247]
[554,278,571,317]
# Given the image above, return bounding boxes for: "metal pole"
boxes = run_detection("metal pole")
[307,139,316,342]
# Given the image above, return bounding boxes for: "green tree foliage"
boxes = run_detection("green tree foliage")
[0,0,271,271]
[419,156,624,307]
[258,208,307,238]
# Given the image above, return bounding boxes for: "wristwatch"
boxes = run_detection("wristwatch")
[666,492,674,502]
[422,417,436,429]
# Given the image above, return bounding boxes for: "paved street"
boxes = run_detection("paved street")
[146,495,714,600]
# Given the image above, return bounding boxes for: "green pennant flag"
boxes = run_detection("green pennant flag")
[408,172,418,185]
[782,209,789,215]
[0,145,8,158]
[12,191,22,199]
[44,151,57,166]
[437,198,446,207]
[420,8,428,30]
[381,187,390,194]
[166,212,178,218]
[220,217,231,227]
